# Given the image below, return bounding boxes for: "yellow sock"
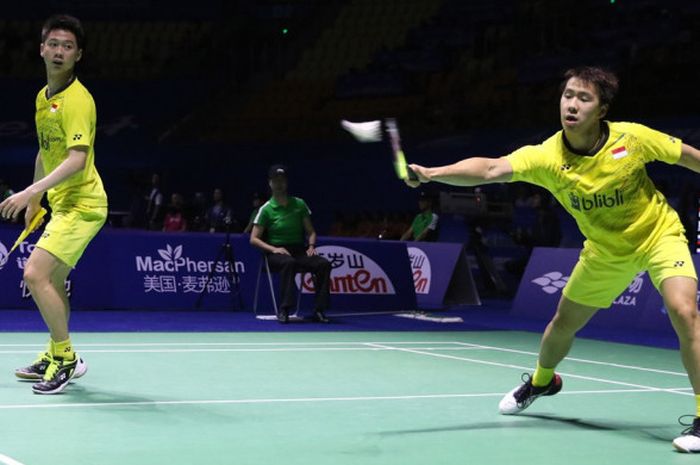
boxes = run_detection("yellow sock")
[532,361,555,387]
[52,338,75,361]
[695,395,700,418]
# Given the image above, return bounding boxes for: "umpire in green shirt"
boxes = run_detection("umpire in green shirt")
[250,165,331,323]
[400,191,440,241]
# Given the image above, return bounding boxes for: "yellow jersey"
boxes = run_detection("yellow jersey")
[35,77,108,209]
[506,121,684,255]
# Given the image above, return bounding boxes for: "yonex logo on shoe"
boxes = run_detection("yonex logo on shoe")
[531,272,569,295]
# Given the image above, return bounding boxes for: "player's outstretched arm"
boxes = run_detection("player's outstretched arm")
[676,144,700,173]
[405,157,513,188]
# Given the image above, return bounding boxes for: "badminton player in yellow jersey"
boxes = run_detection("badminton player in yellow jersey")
[406,66,700,452]
[0,15,107,394]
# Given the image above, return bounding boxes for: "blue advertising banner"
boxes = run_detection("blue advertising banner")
[512,247,700,337]
[0,227,417,314]
[405,242,480,309]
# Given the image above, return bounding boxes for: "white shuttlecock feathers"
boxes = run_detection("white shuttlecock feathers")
[340,119,383,143]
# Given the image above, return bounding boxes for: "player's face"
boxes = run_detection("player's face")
[269,177,287,194]
[213,189,223,202]
[560,77,607,132]
[40,29,82,74]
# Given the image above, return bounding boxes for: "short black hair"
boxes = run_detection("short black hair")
[561,66,619,107]
[268,164,288,179]
[41,14,85,49]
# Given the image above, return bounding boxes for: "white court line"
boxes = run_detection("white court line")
[0,339,685,378]
[0,453,27,465]
[0,388,685,411]
[453,341,687,377]
[366,343,693,397]
[0,347,486,355]
[0,341,458,348]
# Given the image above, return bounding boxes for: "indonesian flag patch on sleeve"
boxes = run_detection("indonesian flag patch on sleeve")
[612,146,628,159]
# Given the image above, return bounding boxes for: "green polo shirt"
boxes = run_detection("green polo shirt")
[254,196,311,245]
[412,211,439,240]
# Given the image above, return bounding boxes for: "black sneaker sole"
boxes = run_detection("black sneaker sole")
[31,358,86,395]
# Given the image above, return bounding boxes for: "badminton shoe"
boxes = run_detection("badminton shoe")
[32,355,87,394]
[499,373,563,415]
[674,416,700,452]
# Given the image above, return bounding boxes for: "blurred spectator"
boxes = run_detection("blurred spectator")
[206,188,234,233]
[189,192,208,232]
[400,191,439,241]
[356,211,381,238]
[123,173,146,228]
[163,193,187,232]
[244,191,265,234]
[145,173,164,230]
[384,212,412,240]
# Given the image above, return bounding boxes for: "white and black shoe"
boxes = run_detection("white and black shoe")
[32,355,86,395]
[673,416,700,452]
[15,352,53,381]
[499,373,563,415]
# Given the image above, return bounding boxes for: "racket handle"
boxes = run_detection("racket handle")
[406,165,419,182]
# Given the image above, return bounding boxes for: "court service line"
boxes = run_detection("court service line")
[0,453,27,465]
[0,347,486,355]
[453,341,687,377]
[0,341,459,348]
[365,343,693,397]
[0,340,685,378]
[0,388,684,411]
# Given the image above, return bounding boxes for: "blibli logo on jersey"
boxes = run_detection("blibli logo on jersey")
[39,131,50,150]
[569,189,624,212]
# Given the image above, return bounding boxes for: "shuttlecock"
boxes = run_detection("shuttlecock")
[340,119,382,143]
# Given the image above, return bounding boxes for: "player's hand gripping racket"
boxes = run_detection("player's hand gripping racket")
[341,118,419,182]
[9,207,47,255]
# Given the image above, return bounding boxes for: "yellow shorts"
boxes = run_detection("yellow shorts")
[563,229,697,308]
[36,205,107,268]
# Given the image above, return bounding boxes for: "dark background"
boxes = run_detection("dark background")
[2,0,699,279]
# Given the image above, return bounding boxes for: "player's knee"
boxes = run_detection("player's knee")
[550,311,584,335]
[23,264,47,288]
[667,299,699,339]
